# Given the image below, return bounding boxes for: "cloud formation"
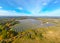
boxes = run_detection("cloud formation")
[0,10,32,16]
[0,0,60,16]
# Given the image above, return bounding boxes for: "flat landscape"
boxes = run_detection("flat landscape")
[0,0,60,43]
[0,17,60,43]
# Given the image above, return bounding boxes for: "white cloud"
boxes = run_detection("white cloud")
[18,7,23,10]
[29,9,60,16]
[0,6,2,9]
[54,1,58,4]
[42,3,47,5]
[0,9,60,16]
[0,10,31,16]
[29,0,52,14]
[38,9,60,16]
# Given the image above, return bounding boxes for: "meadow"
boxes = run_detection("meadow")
[0,17,60,43]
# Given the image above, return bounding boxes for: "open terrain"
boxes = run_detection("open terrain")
[0,17,60,43]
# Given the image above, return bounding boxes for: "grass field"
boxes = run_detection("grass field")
[12,26,60,43]
[0,18,60,43]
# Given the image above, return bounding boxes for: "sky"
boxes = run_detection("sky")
[0,0,60,16]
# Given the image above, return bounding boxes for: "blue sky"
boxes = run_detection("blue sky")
[0,0,60,16]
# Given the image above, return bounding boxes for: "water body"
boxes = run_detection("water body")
[12,19,55,32]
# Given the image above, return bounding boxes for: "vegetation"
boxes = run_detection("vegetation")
[0,18,19,43]
[12,26,60,43]
[0,18,60,43]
